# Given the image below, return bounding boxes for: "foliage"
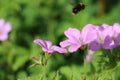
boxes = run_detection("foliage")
[0,0,120,80]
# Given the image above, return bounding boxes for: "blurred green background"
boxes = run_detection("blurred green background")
[0,0,120,80]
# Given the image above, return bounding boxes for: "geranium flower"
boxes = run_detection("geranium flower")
[34,39,67,54]
[89,24,115,51]
[60,24,97,52]
[0,19,12,41]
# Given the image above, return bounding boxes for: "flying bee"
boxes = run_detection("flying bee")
[72,3,85,15]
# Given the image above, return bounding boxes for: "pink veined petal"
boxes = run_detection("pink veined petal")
[68,44,81,53]
[33,39,48,49]
[102,36,115,49]
[113,23,120,35]
[34,39,56,53]
[64,28,81,43]
[101,23,110,29]
[82,24,97,44]
[52,46,67,53]
[60,40,71,47]
[42,47,49,53]
[103,26,113,37]
[89,40,101,51]
[98,24,112,40]
[96,27,105,40]
[45,49,55,53]
[0,33,8,41]
[45,40,53,49]
[96,26,111,42]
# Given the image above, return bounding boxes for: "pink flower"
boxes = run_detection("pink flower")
[0,19,12,41]
[60,24,97,52]
[89,24,119,51]
[34,39,67,54]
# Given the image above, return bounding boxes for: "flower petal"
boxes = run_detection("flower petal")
[113,23,120,34]
[52,46,67,53]
[60,40,71,47]
[0,33,8,41]
[45,40,52,49]
[64,28,81,43]
[34,39,46,47]
[102,36,114,49]
[89,40,101,51]
[82,24,97,44]
[68,44,81,52]
[4,23,12,32]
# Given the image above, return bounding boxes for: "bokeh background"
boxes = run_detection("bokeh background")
[0,0,120,80]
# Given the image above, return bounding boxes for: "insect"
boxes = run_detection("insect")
[72,3,85,15]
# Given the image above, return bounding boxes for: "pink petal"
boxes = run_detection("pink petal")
[52,46,67,53]
[101,24,110,29]
[113,23,120,34]
[45,40,52,49]
[68,44,81,52]
[89,41,101,51]
[0,33,8,41]
[82,24,97,44]
[102,36,115,49]
[4,23,12,32]
[34,39,48,49]
[34,39,55,53]
[64,28,81,43]
[60,40,71,47]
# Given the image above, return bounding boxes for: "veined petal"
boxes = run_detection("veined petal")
[101,24,110,29]
[52,46,67,53]
[89,40,101,51]
[64,28,81,43]
[113,23,120,32]
[68,44,81,52]
[34,39,48,49]
[45,40,53,49]
[82,24,97,44]
[102,36,114,49]
[104,26,113,37]
[60,40,71,47]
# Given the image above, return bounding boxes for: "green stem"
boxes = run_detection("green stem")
[83,50,87,76]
